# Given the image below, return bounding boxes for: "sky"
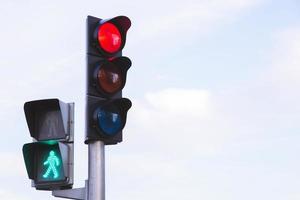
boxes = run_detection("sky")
[0,0,300,199]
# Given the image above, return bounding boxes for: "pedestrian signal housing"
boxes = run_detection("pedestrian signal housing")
[22,99,74,190]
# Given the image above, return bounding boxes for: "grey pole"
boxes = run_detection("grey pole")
[88,141,105,200]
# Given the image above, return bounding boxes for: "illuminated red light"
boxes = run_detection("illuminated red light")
[97,22,122,54]
[97,64,123,94]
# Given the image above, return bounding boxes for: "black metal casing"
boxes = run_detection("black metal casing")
[85,15,132,145]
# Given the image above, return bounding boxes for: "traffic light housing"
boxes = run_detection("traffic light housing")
[86,15,132,145]
[22,99,74,190]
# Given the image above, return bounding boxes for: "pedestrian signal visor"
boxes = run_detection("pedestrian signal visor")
[24,99,72,141]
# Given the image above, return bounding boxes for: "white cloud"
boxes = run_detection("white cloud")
[0,1,298,200]
[269,27,300,88]
[0,152,27,177]
[225,27,300,132]
[109,153,188,181]
[132,0,265,43]
[145,88,212,118]
[0,189,30,200]
[288,193,300,200]
[126,88,234,157]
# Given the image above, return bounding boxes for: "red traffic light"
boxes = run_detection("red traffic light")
[97,22,122,54]
[91,16,131,56]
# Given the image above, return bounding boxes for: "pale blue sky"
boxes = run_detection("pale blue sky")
[0,0,300,199]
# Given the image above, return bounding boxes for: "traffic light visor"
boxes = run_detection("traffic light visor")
[90,16,131,56]
[89,56,131,97]
[93,98,132,136]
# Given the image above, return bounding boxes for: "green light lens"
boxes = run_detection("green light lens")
[42,150,60,179]
[36,144,65,183]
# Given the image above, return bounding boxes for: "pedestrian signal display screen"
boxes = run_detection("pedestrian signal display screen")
[36,143,65,183]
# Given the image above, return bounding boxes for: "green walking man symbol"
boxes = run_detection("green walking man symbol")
[43,150,60,179]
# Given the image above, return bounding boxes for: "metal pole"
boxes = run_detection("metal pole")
[88,141,105,200]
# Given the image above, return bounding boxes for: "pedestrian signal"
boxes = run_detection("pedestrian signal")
[22,99,74,190]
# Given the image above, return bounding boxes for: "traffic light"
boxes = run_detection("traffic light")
[22,99,74,190]
[86,15,132,145]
